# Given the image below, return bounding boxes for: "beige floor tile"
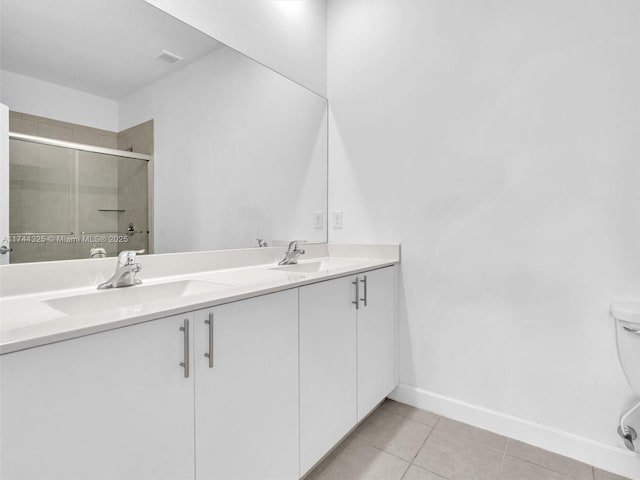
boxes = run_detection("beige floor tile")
[402,465,448,480]
[306,403,626,480]
[305,453,340,480]
[499,454,573,480]
[413,426,504,480]
[506,439,593,479]
[356,409,433,461]
[381,399,440,427]
[310,442,409,480]
[594,468,632,480]
[331,429,371,459]
[435,418,508,452]
[305,428,372,478]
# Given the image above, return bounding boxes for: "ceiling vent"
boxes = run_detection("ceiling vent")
[152,49,183,64]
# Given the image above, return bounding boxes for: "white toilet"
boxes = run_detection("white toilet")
[611,301,640,451]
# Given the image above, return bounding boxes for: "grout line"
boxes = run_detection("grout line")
[407,462,450,480]
[359,407,439,466]
[398,460,412,480]
[367,443,410,463]
[502,452,580,478]
[498,438,508,478]
[409,465,450,480]
[409,416,440,464]
[504,436,596,479]
[407,418,451,480]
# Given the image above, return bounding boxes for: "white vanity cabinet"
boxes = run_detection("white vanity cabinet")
[299,275,358,475]
[194,290,299,480]
[299,266,397,476]
[0,314,196,480]
[0,263,397,480]
[356,266,398,421]
[0,291,300,480]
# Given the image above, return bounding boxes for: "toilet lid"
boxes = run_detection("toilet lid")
[611,300,640,325]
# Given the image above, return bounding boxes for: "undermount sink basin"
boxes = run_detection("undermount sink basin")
[44,280,230,316]
[270,261,334,273]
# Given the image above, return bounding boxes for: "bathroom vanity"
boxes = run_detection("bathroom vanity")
[0,244,399,480]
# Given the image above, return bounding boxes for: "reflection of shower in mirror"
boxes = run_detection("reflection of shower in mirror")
[8,123,151,263]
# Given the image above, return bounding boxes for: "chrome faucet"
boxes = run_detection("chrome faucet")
[97,250,145,290]
[278,241,305,265]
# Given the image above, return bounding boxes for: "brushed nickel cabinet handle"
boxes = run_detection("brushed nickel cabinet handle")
[204,313,214,368]
[179,319,190,378]
[623,326,640,335]
[360,275,368,307]
[352,278,360,310]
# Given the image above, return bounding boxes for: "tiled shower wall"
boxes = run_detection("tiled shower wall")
[117,120,153,255]
[8,112,152,263]
[9,112,119,148]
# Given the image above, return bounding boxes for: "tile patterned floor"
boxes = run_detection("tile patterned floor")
[305,399,631,480]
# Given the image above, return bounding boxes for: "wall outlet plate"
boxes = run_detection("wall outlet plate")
[332,211,343,229]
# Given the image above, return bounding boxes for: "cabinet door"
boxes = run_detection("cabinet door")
[194,290,299,480]
[0,314,195,480]
[357,266,398,420]
[299,276,357,476]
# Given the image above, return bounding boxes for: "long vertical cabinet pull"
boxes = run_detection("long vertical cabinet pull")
[204,312,214,368]
[352,278,360,310]
[360,275,368,307]
[179,319,190,378]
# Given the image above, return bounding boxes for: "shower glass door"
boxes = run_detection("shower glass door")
[9,139,75,263]
[9,137,149,263]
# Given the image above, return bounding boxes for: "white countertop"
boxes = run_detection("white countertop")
[0,244,400,354]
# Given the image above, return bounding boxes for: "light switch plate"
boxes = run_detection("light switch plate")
[313,211,324,229]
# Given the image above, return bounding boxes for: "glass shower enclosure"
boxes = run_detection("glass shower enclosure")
[8,133,150,263]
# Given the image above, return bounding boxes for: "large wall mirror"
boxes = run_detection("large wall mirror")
[0,0,328,264]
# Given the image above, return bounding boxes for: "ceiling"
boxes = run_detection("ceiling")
[0,0,223,100]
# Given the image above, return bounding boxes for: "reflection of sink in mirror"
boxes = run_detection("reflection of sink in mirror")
[44,280,229,316]
[271,262,333,273]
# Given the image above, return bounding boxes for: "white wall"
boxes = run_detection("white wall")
[0,70,119,132]
[119,45,327,253]
[145,0,327,96]
[328,0,640,476]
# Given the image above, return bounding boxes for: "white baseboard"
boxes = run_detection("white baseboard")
[389,383,640,480]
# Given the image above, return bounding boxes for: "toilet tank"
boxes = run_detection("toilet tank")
[616,319,640,396]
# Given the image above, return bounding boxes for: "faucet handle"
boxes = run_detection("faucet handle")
[288,240,304,252]
[289,241,305,255]
[118,249,145,265]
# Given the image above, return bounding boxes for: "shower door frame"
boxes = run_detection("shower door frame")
[0,106,9,265]
[9,132,151,161]
[7,132,152,262]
